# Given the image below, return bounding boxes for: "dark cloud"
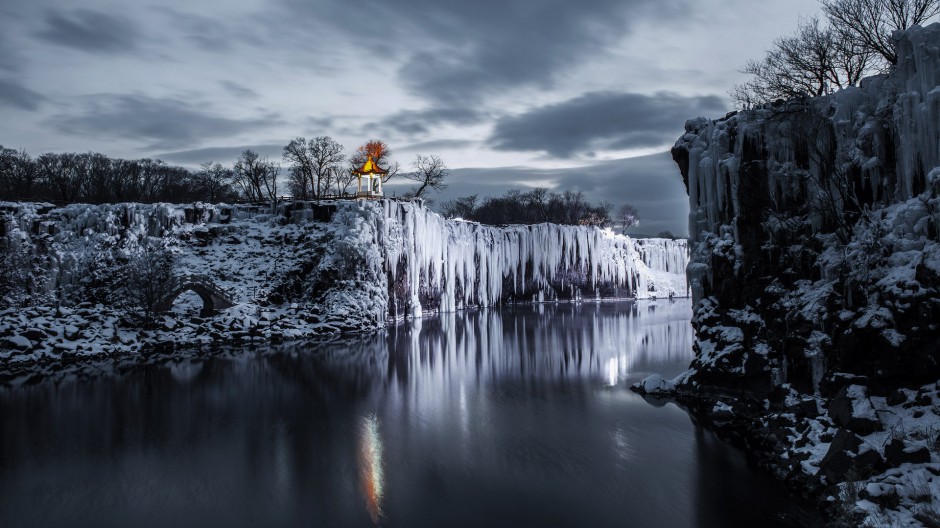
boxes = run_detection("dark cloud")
[154,144,285,166]
[219,80,259,99]
[488,91,726,157]
[399,139,476,152]
[51,94,280,150]
[0,35,20,72]
[154,8,265,52]
[0,79,46,111]
[33,9,140,54]
[386,152,690,236]
[281,0,687,104]
[373,107,485,137]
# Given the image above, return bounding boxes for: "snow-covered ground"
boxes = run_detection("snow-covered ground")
[0,199,688,369]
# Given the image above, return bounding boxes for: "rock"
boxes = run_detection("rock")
[885,389,908,406]
[1,335,32,351]
[63,325,81,341]
[22,328,46,341]
[709,401,735,421]
[828,385,882,435]
[883,438,931,467]
[633,374,677,394]
[818,429,885,483]
[859,482,900,509]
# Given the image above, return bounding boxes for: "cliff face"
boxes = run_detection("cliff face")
[672,24,940,398]
[0,200,688,363]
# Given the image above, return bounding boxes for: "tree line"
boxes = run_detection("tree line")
[0,137,450,205]
[734,0,940,107]
[440,188,640,231]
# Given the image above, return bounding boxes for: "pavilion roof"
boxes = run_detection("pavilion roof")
[353,155,389,176]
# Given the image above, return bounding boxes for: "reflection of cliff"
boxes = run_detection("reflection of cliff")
[673,24,940,395]
[381,300,693,392]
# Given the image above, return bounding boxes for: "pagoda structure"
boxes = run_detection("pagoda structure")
[353,156,387,198]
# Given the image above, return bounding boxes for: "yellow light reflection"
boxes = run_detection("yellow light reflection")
[357,414,385,524]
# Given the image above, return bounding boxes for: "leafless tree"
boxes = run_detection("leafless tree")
[0,242,34,308]
[733,16,875,107]
[283,138,315,200]
[310,136,345,197]
[332,165,357,195]
[822,0,940,65]
[0,146,37,200]
[441,194,478,219]
[283,136,346,199]
[617,203,640,233]
[196,162,234,203]
[119,241,176,327]
[233,149,279,202]
[404,154,449,198]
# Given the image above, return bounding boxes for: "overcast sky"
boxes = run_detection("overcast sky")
[0,0,822,235]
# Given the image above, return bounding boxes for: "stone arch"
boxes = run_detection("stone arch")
[153,276,236,318]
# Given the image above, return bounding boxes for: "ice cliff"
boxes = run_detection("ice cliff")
[672,23,940,396]
[662,25,940,526]
[0,199,688,362]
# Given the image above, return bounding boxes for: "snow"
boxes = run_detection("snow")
[0,199,689,364]
[666,23,940,527]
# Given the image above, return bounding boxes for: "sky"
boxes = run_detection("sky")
[0,0,823,235]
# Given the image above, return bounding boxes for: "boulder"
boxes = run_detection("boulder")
[22,328,46,341]
[1,335,32,351]
[828,385,882,434]
[818,429,885,483]
[884,438,931,467]
[859,482,900,509]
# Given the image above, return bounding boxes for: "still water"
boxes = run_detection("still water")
[0,300,813,527]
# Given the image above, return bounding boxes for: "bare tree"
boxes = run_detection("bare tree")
[617,203,640,233]
[822,0,940,65]
[441,194,478,219]
[332,165,357,195]
[196,162,234,203]
[0,243,34,308]
[120,242,176,327]
[233,150,279,202]
[283,138,315,200]
[405,154,449,198]
[0,146,37,200]
[733,16,875,107]
[309,136,345,197]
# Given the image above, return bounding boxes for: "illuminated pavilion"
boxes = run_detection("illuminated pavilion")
[353,156,387,198]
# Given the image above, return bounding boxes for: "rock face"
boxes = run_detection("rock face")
[672,23,940,398]
[664,24,940,528]
[0,199,689,363]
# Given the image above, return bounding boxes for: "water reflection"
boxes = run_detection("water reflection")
[0,300,813,528]
[358,414,385,524]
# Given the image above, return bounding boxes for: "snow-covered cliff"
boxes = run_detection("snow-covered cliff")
[0,199,688,362]
[673,23,940,395]
[663,24,940,527]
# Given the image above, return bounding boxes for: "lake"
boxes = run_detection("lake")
[0,300,816,527]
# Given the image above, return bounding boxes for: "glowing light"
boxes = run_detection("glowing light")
[607,357,619,386]
[357,414,385,525]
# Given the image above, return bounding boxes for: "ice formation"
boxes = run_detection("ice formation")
[0,199,688,361]
[366,200,688,318]
[665,24,940,528]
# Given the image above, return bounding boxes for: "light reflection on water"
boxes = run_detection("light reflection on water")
[357,414,385,524]
[0,300,814,528]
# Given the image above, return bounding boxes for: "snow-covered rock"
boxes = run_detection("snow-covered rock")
[0,199,689,364]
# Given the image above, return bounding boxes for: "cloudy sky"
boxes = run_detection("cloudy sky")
[0,0,821,235]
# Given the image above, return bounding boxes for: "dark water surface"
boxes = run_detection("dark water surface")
[0,300,813,527]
